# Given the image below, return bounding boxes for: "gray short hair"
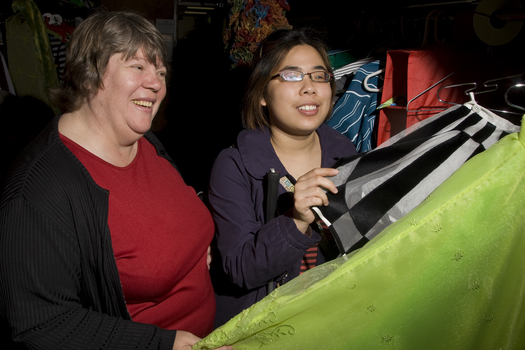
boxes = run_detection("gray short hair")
[51,10,169,113]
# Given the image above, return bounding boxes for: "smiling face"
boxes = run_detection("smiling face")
[260,45,332,137]
[89,49,167,144]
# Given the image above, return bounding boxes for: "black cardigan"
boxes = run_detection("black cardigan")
[0,116,177,349]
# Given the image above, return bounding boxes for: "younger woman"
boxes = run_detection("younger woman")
[208,28,357,327]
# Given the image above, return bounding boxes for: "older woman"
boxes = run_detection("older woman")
[0,10,229,350]
[208,28,357,327]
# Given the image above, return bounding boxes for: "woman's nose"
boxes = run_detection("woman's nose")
[301,76,317,94]
[144,69,164,92]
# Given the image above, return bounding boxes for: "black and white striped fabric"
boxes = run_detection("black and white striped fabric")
[314,101,521,258]
[48,34,66,83]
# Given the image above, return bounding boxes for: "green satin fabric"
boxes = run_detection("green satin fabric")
[196,116,525,350]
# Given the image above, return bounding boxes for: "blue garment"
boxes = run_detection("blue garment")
[208,124,356,328]
[327,60,382,152]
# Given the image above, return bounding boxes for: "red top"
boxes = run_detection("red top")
[61,135,215,337]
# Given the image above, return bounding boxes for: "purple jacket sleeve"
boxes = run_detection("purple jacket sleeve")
[208,148,321,290]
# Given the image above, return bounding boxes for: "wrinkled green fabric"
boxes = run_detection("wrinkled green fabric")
[196,117,525,350]
[7,0,59,114]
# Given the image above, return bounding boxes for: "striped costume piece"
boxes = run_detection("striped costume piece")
[332,57,375,81]
[314,101,520,257]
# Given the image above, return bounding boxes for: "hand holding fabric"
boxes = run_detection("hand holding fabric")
[173,330,200,350]
[292,167,338,233]
[174,330,233,350]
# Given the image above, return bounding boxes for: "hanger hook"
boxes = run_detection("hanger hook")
[436,82,477,106]
[505,84,525,112]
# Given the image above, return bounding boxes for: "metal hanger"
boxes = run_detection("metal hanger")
[436,82,477,106]
[505,84,525,112]
[436,74,524,115]
[468,73,523,96]
[405,70,458,113]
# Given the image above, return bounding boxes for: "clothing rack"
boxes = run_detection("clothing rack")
[32,0,96,22]
[33,0,94,9]
[326,0,524,61]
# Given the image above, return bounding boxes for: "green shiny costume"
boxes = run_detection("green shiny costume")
[196,116,525,350]
[7,0,60,114]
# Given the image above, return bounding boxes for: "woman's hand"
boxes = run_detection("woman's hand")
[292,168,339,234]
[172,330,200,350]
[207,246,212,271]
[172,330,233,350]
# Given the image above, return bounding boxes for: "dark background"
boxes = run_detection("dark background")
[1,0,524,192]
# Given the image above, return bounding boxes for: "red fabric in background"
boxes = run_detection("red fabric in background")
[376,46,525,146]
[377,47,476,145]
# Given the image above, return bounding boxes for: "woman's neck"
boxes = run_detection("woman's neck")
[270,127,322,180]
[59,109,139,167]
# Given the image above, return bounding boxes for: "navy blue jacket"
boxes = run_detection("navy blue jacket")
[208,124,356,327]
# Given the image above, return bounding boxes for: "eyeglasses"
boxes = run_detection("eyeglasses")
[271,69,333,83]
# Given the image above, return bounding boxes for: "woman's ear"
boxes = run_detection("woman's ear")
[260,96,267,107]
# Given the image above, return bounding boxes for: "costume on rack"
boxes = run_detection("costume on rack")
[195,114,525,350]
[376,48,478,145]
[375,47,523,146]
[208,124,356,328]
[319,101,520,255]
[0,52,15,94]
[6,0,59,113]
[47,33,66,83]
[223,0,291,67]
[331,57,375,98]
[0,116,214,349]
[327,60,382,152]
